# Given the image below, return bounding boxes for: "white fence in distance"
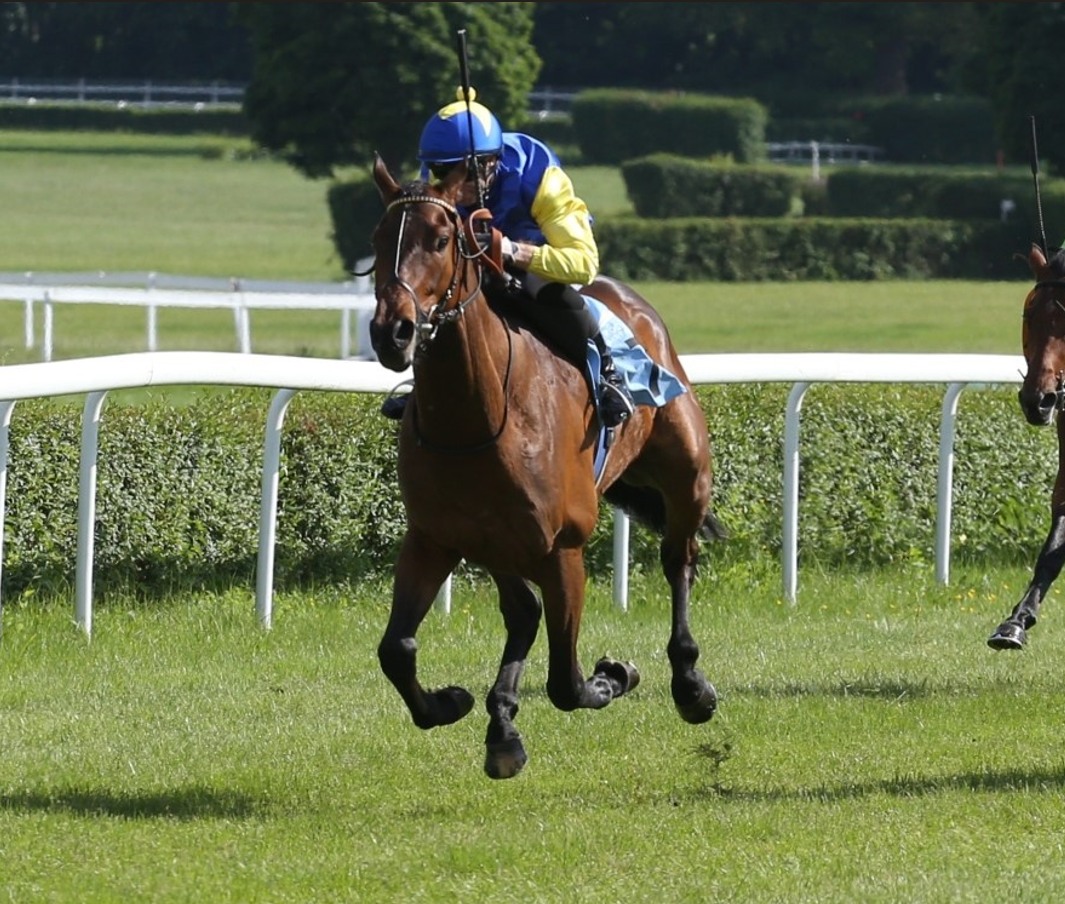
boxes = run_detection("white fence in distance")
[0,350,1028,636]
[0,273,377,361]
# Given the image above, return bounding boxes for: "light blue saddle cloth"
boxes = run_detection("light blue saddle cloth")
[584,296,687,411]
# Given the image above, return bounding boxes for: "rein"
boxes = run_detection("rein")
[383,192,514,453]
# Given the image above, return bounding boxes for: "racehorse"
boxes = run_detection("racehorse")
[368,153,725,778]
[989,243,1065,650]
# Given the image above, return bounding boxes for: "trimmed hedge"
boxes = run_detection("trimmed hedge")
[0,101,249,135]
[593,216,1019,281]
[571,89,768,166]
[0,383,1056,600]
[621,155,804,218]
[326,179,382,275]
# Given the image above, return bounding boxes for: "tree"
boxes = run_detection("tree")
[532,2,982,103]
[977,3,1065,177]
[238,2,540,180]
[0,2,251,80]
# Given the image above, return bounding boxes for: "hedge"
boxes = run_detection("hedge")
[571,89,768,166]
[0,101,249,135]
[621,155,803,218]
[0,383,1056,601]
[593,216,1020,281]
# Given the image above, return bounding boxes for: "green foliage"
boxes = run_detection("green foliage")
[1,383,1057,599]
[0,102,249,135]
[326,178,384,274]
[238,2,540,178]
[855,95,996,165]
[979,3,1065,175]
[572,89,768,166]
[594,216,1015,281]
[621,154,804,218]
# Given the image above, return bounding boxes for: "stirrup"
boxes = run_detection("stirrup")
[598,378,634,428]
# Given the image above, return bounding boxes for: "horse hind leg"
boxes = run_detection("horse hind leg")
[483,574,542,780]
[605,480,719,722]
[377,531,473,729]
[663,534,718,723]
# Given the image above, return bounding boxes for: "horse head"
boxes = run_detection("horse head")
[1019,244,1065,426]
[368,153,475,372]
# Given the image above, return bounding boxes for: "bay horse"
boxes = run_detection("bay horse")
[989,244,1065,650]
[368,153,725,778]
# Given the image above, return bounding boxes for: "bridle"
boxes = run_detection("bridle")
[378,191,515,452]
[382,193,486,351]
[1023,278,1065,413]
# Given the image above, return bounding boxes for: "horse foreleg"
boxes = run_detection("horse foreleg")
[663,535,717,723]
[988,509,1065,650]
[483,573,542,780]
[377,530,472,728]
[539,548,639,712]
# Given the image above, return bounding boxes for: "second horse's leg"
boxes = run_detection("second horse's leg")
[377,529,471,728]
[483,574,542,780]
[989,510,1065,649]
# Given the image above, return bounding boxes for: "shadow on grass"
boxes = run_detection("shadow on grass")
[686,753,1065,804]
[0,784,262,820]
[732,677,936,701]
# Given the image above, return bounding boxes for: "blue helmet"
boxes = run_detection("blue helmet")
[418,87,503,164]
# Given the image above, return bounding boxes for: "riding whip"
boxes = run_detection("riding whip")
[455,28,485,209]
[1030,114,1049,255]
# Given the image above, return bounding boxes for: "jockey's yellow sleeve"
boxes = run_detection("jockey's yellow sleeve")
[528,166,600,286]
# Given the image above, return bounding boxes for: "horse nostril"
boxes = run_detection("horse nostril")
[1040,392,1059,413]
[392,320,414,348]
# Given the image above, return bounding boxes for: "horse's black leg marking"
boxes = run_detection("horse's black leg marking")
[377,531,473,728]
[663,538,717,723]
[483,574,542,780]
[989,512,1065,650]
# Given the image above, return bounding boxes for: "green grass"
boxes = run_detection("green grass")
[3,566,1065,902]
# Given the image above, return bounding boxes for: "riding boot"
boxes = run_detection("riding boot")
[594,335,635,429]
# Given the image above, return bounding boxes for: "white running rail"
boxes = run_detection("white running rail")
[0,350,1028,634]
[0,276,377,360]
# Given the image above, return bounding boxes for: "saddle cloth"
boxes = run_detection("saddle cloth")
[583,295,688,410]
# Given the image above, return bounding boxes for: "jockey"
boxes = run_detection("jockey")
[380,88,635,429]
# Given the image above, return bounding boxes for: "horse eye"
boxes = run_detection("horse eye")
[434,235,449,252]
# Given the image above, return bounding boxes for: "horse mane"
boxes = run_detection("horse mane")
[398,179,432,198]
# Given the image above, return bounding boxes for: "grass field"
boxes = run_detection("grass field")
[3,567,1065,902]
[0,130,1059,902]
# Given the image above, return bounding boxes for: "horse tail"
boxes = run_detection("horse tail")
[604,481,728,542]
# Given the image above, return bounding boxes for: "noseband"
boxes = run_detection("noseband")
[382,194,484,350]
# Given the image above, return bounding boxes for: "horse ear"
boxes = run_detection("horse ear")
[1030,242,1050,278]
[372,152,401,204]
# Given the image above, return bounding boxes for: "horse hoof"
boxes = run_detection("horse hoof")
[431,685,475,726]
[485,737,528,780]
[987,623,1027,651]
[594,657,641,696]
[675,673,718,724]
